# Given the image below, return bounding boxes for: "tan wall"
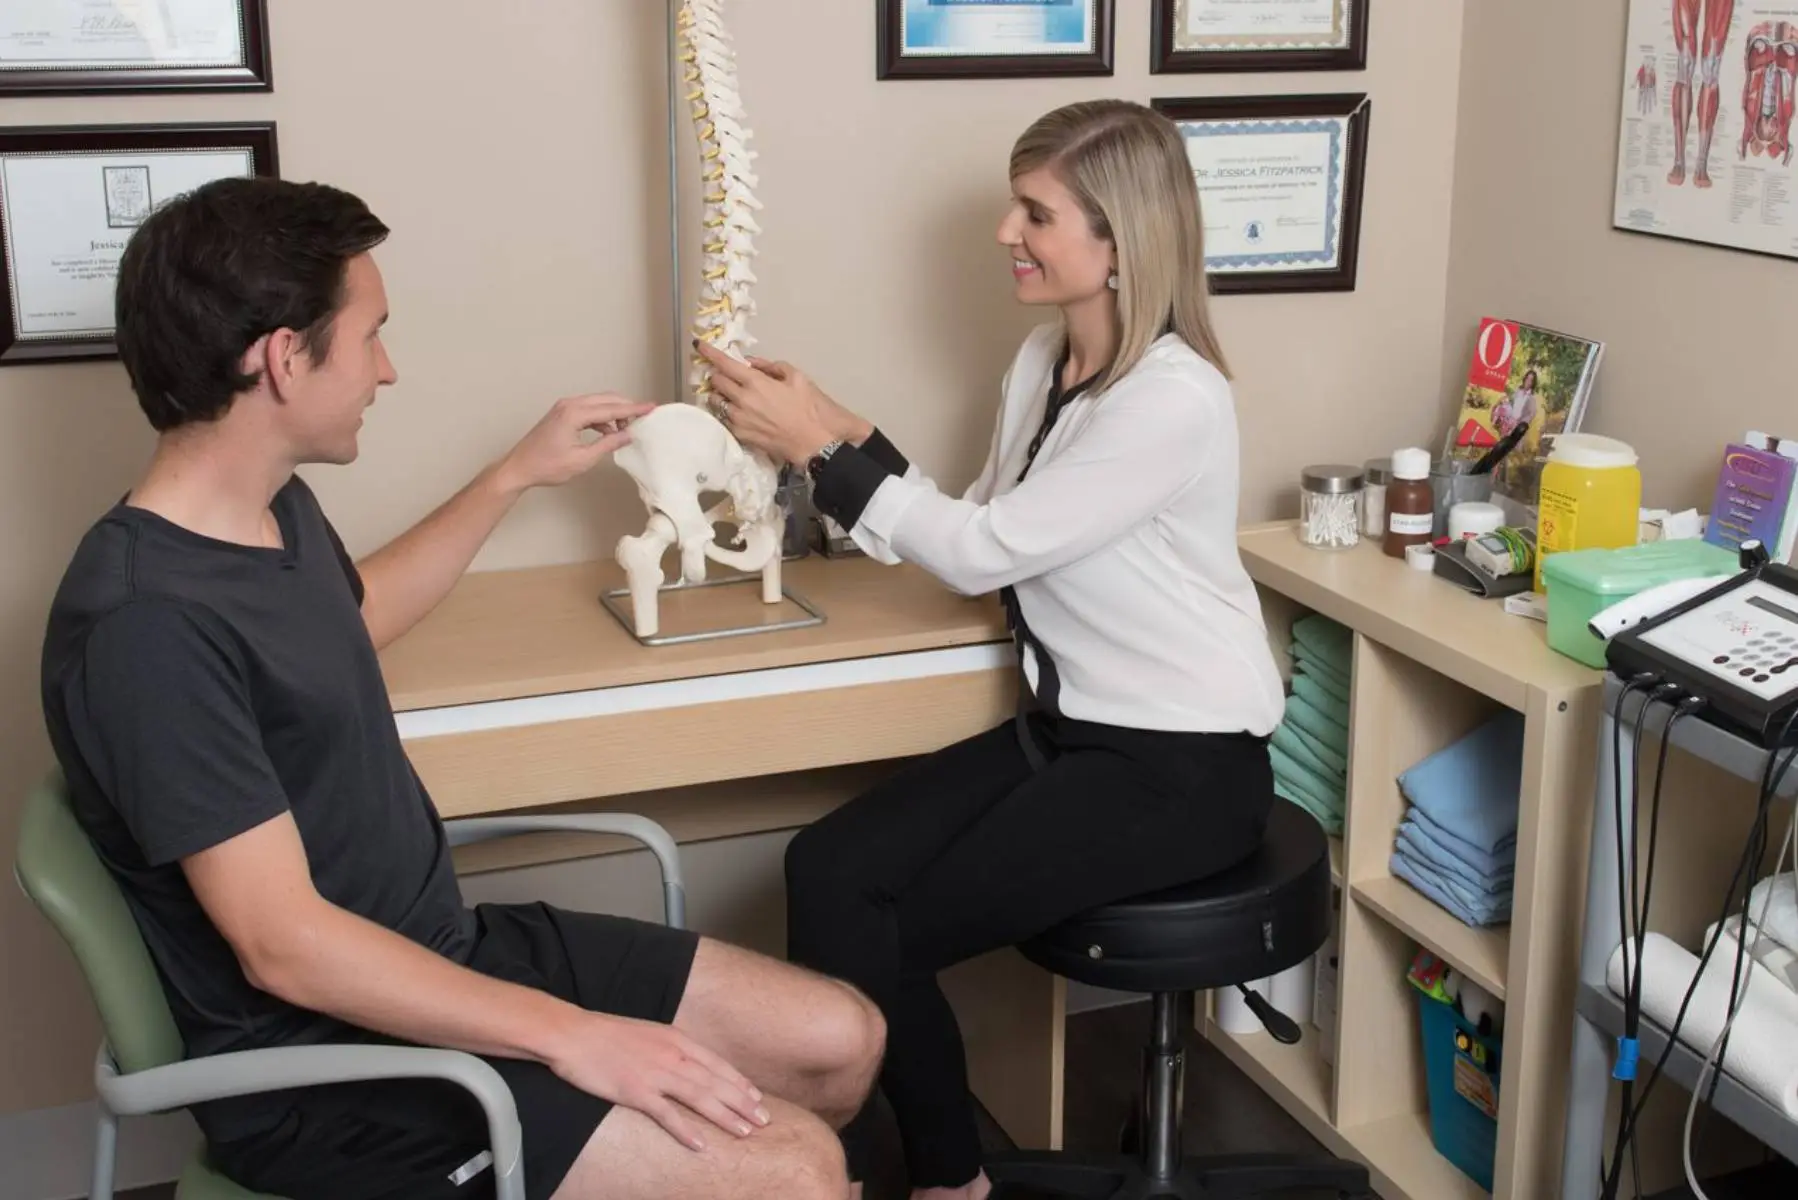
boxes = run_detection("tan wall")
[1442,0,1798,511]
[0,0,1470,1116]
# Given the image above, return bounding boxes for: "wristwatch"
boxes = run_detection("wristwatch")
[806,438,846,482]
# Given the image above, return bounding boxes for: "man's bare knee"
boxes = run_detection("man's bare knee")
[551,1095,847,1200]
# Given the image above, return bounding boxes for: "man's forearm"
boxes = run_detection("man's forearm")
[355,461,524,651]
[256,895,583,1067]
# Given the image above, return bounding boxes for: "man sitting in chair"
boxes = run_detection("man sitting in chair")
[38,176,883,1200]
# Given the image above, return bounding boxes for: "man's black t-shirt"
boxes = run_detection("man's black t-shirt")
[39,475,475,1144]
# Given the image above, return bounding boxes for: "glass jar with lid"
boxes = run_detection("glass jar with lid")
[1297,464,1365,550]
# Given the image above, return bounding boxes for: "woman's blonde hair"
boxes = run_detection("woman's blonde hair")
[1009,99,1230,393]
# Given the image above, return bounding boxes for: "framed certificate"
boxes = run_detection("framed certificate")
[0,1,271,95]
[1151,0,1367,74]
[0,122,278,365]
[877,0,1114,80]
[1153,94,1370,295]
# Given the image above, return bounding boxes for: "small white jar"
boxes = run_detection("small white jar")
[1361,457,1392,539]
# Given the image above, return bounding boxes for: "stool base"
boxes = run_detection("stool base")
[986,991,1372,1199]
[985,1149,1373,1199]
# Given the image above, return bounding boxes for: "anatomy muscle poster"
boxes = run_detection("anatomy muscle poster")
[1614,0,1798,259]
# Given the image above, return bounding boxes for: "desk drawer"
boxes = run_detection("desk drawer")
[404,668,1016,818]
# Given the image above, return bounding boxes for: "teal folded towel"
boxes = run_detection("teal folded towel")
[1293,644,1351,693]
[1296,657,1350,707]
[1282,718,1348,778]
[1272,723,1342,786]
[1292,614,1352,670]
[1270,743,1344,817]
[1276,786,1343,836]
[1292,674,1352,730]
[1285,694,1349,758]
[1397,710,1525,855]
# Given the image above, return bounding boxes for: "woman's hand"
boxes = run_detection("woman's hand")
[695,341,870,467]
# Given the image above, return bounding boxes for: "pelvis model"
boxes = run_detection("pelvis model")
[613,0,784,639]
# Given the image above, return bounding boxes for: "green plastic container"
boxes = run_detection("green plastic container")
[1542,539,1740,668]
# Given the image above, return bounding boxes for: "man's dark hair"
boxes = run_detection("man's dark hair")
[114,177,390,432]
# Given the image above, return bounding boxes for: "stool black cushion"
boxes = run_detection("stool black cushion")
[1019,799,1332,994]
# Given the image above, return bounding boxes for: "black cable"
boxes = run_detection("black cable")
[1599,674,1661,1200]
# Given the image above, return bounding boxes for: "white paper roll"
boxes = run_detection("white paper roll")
[1272,957,1316,1025]
[1217,977,1272,1035]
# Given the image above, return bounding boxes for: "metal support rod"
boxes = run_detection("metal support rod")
[665,0,684,403]
[1144,990,1188,1182]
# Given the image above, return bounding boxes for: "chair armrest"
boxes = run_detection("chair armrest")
[445,814,687,930]
[95,1042,525,1200]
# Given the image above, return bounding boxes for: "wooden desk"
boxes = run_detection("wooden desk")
[1231,522,1604,1200]
[381,555,1069,1148]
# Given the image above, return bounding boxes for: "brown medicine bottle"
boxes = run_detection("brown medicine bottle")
[1382,447,1434,558]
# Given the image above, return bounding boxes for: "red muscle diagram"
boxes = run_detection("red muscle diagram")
[1739,20,1798,164]
[1668,0,1738,187]
[1637,55,1659,114]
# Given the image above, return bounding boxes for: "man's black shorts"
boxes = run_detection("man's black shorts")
[209,901,700,1200]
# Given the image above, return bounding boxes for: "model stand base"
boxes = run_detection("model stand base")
[599,573,824,647]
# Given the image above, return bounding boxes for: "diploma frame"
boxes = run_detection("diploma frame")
[0,0,271,95]
[0,121,278,365]
[1150,0,1367,74]
[1152,93,1370,295]
[876,0,1115,80]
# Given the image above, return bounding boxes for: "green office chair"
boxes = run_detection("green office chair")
[14,771,689,1200]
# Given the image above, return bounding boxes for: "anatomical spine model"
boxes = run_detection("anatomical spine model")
[612,0,783,639]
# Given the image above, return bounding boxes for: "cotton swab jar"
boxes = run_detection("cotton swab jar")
[1298,464,1366,551]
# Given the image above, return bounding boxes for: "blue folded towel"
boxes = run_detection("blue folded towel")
[1391,852,1512,927]
[1406,806,1515,876]
[1397,711,1525,855]
[1397,823,1512,895]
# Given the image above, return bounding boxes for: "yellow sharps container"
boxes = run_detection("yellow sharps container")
[1533,433,1641,592]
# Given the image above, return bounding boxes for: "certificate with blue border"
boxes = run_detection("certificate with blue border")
[1152,0,1368,74]
[1152,94,1370,294]
[878,0,1114,79]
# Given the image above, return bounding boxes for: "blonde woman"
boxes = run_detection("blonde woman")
[699,99,1283,1200]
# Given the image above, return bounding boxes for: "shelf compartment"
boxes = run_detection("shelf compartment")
[1575,982,1798,1165]
[1330,835,1344,888]
[1347,1109,1493,1200]
[1353,876,1508,1002]
[1204,1017,1336,1137]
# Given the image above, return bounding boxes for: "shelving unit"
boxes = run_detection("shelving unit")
[1560,676,1798,1197]
[1226,521,1605,1200]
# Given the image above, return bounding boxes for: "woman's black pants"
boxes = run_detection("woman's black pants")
[783,711,1275,1188]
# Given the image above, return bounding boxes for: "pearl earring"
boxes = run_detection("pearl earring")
[1107,272,1119,290]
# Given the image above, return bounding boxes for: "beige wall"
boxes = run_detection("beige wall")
[1443,0,1798,510]
[0,1,1470,1117]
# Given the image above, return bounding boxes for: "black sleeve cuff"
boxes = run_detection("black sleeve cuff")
[860,427,911,478]
[810,444,890,530]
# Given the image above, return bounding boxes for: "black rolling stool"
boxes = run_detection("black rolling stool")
[984,800,1372,1199]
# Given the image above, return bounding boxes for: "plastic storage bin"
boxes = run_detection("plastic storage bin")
[1541,539,1739,668]
[1415,987,1501,1192]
